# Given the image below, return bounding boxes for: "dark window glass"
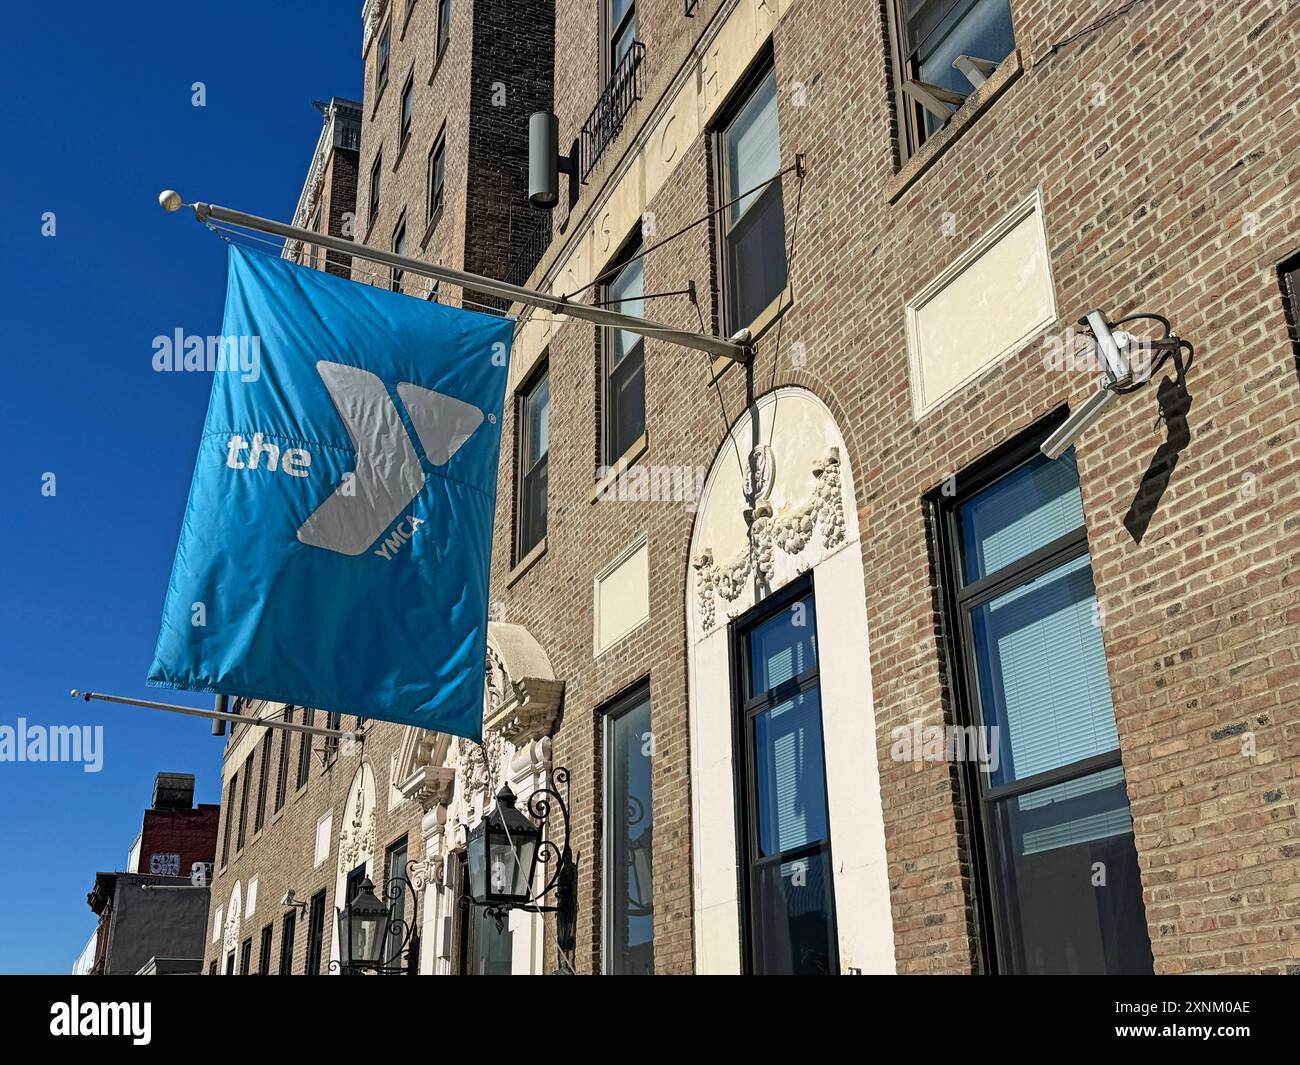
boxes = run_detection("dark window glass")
[254,730,272,833]
[305,890,327,975]
[516,368,549,558]
[377,24,391,90]
[274,708,293,812]
[607,0,638,73]
[603,683,654,974]
[601,249,646,464]
[236,755,252,850]
[399,74,414,143]
[279,911,296,974]
[392,220,407,292]
[369,154,382,225]
[451,851,512,974]
[942,442,1153,974]
[296,709,314,788]
[384,838,412,970]
[258,924,273,975]
[428,137,446,221]
[208,960,216,976]
[718,65,786,331]
[239,937,253,975]
[893,0,1015,154]
[437,0,451,58]
[1280,255,1300,355]
[735,587,837,974]
[325,711,341,755]
[219,775,234,866]
[225,951,235,974]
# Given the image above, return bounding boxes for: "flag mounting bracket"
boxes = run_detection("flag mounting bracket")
[70,689,357,740]
[158,189,753,365]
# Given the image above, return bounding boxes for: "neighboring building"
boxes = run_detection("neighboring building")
[284,96,363,277]
[83,773,218,975]
[209,0,1300,977]
[201,0,558,977]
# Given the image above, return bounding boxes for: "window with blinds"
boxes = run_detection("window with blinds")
[935,432,1153,975]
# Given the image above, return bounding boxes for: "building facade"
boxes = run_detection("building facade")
[83,773,218,975]
[206,0,1300,976]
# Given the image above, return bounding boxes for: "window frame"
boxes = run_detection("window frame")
[253,729,272,833]
[886,0,1017,161]
[928,413,1146,974]
[376,20,391,95]
[598,235,647,467]
[296,709,314,789]
[712,52,787,335]
[392,214,408,292]
[368,152,383,227]
[239,936,253,975]
[235,753,253,851]
[602,0,638,84]
[514,361,550,562]
[258,923,274,975]
[305,889,327,975]
[436,0,452,61]
[426,127,447,226]
[398,70,415,147]
[273,708,293,813]
[279,910,297,974]
[600,678,654,975]
[728,574,839,975]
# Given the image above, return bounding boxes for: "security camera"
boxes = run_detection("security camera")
[281,889,296,907]
[1081,309,1134,387]
[1040,384,1119,460]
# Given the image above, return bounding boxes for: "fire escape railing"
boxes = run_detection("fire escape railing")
[504,212,553,290]
[580,41,646,182]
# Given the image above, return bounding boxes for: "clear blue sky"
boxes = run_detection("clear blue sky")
[0,1,361,973]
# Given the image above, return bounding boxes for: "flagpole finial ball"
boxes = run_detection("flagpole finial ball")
[158,189,183,212]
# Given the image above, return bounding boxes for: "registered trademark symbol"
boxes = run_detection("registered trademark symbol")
[488,413,497,424]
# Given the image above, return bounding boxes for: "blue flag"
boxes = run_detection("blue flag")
[148,245,512,741]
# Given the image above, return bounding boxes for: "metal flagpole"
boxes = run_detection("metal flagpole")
[158,190,753,364]
[70,689,354,739]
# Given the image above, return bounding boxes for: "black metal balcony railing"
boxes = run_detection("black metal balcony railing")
[504,212,553,289]
[580,41,646,182]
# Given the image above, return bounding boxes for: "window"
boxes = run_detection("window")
[392,217,407,293]
[716,62,787,332]
[600,241,646,465]
[376,21,391,93]
[453,852,512,974]
[889,0,1016,157]
[604,0,638,77]
[236,754,253,851]
[933,435,1153,974]
[399,72,415,146]
[239,936,253,975]
[253,730,272,833]
[258,924,273,975]
[1280,251,1300,358]
[219,775,234,866]
[384,837,411,970]
[297,710,314,788]
[436,0,451,59]
[305,890,327,975]
[427,132,446,223]
[325,711,342,756]
[733,581,837,974]
[225,951,235,974]
[208,960,216,976]
[274,709,293,813]
[515,365,549,560]
[279,911,296,974]
[369,153,383,227]
[602,682,654,974]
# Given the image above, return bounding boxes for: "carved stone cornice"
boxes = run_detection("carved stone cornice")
[484,676,564,745]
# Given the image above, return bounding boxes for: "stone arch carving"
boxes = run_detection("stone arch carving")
[337,762,376,877]
[222,880,242,957]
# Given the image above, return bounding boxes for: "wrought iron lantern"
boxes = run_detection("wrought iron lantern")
[467,784,539,907]
[332,871,420,975]
[463,768,576,952]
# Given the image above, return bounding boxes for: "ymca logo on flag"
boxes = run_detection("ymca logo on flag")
[148,245,512,741]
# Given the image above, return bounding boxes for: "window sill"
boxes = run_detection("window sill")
[393,133,412,173]
[592,432,649,503]
[508,536,547,587]
[420,202,445,249]
[713,284,794,382]
[886,49,1024,205]
[428,44,449,85]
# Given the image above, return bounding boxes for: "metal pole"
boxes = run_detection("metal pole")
[161,192,752,364]
[70,689,354,739]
